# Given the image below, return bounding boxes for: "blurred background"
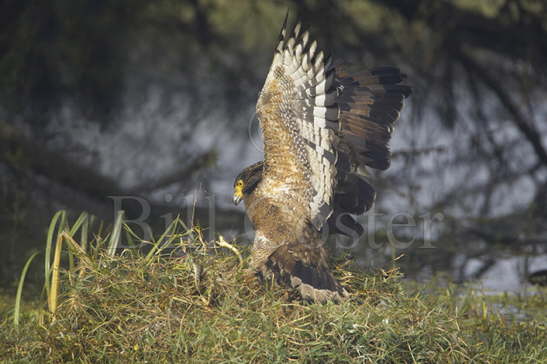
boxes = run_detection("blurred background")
[1,0,546,292]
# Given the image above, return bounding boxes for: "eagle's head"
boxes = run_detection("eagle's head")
[233,161,264,205]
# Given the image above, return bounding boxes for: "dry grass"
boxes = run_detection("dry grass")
[1,211,546,363]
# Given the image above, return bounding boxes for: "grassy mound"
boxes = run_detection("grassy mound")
[1,213,546,363]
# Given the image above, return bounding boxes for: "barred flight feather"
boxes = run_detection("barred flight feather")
[262,19,340,230]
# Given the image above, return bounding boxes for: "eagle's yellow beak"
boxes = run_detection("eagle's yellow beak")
[233,194,242,205]
[233,180,244,205]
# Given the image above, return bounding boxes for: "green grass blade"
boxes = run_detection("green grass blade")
[144,217,182,262]
[44,210,66,298]
[66,212,89,278]
[81,213,91,253]
[67,212,88,237]
[14,251,40,328]
[122,222,141,247]
[107,210,124,256]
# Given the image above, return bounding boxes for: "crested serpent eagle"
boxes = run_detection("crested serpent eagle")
[233,16,411,302]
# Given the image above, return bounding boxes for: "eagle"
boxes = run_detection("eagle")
[232,16,410,302]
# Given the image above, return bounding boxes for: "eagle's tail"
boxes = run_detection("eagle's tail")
[257,243,348,303]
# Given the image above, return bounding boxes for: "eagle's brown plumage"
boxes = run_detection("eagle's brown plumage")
[233,16,410,302]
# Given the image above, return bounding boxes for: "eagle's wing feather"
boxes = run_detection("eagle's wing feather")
[336,65,411,171]
[256,20,339,230]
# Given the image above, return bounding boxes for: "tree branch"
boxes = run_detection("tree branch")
[457,51,547,167]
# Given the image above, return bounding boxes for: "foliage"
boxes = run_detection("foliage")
[1,0,546,321]
[0,212,545,363]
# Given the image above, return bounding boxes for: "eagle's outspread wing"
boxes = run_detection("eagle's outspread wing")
[257,19,339,231]
[235,17,411,302]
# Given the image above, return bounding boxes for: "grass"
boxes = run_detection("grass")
[0,212,546,363]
